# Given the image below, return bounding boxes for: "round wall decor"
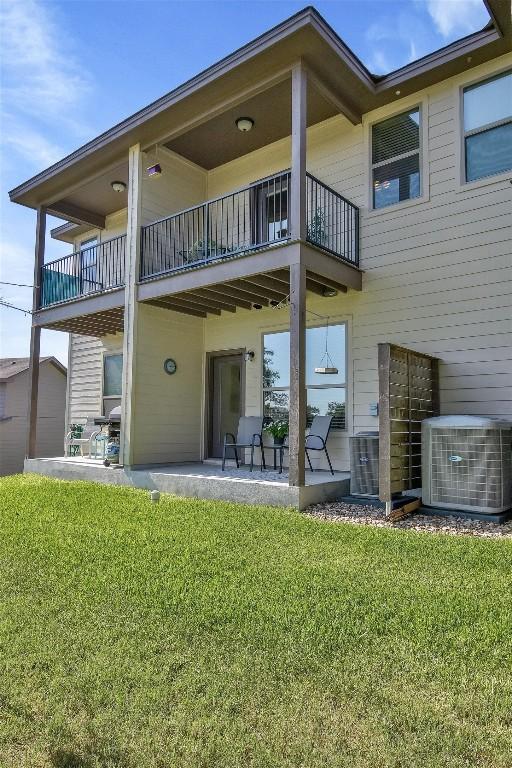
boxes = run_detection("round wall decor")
[163,358,177,375]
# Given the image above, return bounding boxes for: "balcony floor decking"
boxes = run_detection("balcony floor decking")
[24,457,350,510]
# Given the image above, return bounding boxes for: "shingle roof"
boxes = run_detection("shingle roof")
[0,357,66,381]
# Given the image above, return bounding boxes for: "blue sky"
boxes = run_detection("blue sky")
[0,0,490,364]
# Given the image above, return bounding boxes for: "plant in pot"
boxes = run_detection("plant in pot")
[265,420,288,446]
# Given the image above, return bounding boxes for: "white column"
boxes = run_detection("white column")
[26,205,46,458]
[120,144,143,467]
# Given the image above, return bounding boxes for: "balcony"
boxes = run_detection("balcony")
[39,235,126,308]
[140,171,359,281]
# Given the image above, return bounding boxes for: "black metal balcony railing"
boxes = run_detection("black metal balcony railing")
[306,173,359,266]
[140,170,359,280]
[140,171,291,280]
[39,235,126,308]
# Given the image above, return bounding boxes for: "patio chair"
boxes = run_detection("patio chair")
[222,416,266,472]
[65,418,101,457]
[305,415,334,475]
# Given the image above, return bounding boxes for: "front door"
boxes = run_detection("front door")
[209,354,243,458]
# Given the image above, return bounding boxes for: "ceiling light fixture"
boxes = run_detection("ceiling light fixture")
[236,117,254,132]
[111,180,126,192]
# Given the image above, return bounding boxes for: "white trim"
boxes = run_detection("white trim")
[261,319,349,432]
[456,66,512,189]
[364,98,430,216]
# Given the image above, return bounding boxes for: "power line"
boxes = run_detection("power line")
[0,299,33,315]
[0,281,35,288]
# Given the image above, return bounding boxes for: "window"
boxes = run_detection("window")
[371,108,421,209]
[463,70,512,182]
[263,324,346,429]
[103,353,122,416]
[251,176,289,246]
[80,237,98,294]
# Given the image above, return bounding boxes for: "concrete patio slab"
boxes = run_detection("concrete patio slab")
[24,457,350,510]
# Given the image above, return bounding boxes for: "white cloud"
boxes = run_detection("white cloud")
[365,15,427,74]
[0,0,94,177]
[425,0,489,38]
[2,118,64,169]
[0,0,91,124]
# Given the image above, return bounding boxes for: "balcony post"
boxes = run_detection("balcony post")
[291,63,307,241]
[26,205,46,459]
[288,258,306,487]
[120,143,143,467]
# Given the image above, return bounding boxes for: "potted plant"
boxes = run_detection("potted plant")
[265,420,288,446]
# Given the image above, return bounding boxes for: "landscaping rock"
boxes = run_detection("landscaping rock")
[306,501,512,538]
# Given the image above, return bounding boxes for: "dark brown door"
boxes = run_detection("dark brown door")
[209,354,242,458]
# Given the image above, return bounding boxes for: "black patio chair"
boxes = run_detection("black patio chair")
[222,416,266,472]
[305,415,334,475]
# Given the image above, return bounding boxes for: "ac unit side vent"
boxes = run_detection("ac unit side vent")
[350,433,379,496]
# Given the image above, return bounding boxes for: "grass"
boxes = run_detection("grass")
[0,475,511,768]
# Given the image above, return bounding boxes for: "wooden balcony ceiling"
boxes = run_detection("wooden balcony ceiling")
[43,307,124,336]
[144,267,348,318]
[166,78,337,169]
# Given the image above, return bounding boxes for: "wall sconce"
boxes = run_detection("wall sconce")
[146,163,162,178]
[244,350,255,362]
[236,117,254,132]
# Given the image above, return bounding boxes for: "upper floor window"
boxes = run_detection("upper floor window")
[463,70,512,183]
[371,108,421,209]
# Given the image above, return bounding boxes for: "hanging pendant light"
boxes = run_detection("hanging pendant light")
[314,318,338,375]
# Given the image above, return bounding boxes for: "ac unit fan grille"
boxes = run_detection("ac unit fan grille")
[430,428,511,510]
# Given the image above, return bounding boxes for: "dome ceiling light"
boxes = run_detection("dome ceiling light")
[236,117,254,132]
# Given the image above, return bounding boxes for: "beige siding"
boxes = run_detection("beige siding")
[67,332,123,423]
[0,363,67,476]
[66,53,511,474]
[141,148,207,226]
[131,304,204,464]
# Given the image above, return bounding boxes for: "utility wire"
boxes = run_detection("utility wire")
[0,281,35,288]
[0,299,33,315]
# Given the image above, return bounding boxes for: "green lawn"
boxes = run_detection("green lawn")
[0,475,511,768]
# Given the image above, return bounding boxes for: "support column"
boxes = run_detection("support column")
[120,143,143,467]
[290,62,307,241]
[288,61,308,487]
[288,260,306,487]
[26,206,46,458]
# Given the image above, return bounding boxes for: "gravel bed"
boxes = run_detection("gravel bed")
[306,501,512,538]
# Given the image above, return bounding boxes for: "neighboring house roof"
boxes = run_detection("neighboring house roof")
[8,2,510,218]
[0,357,67,382]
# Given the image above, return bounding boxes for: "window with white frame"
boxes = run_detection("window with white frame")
[103,353,122,416]
[263,324,347,429]
[371,107,421,209]
[463,70,512,183]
